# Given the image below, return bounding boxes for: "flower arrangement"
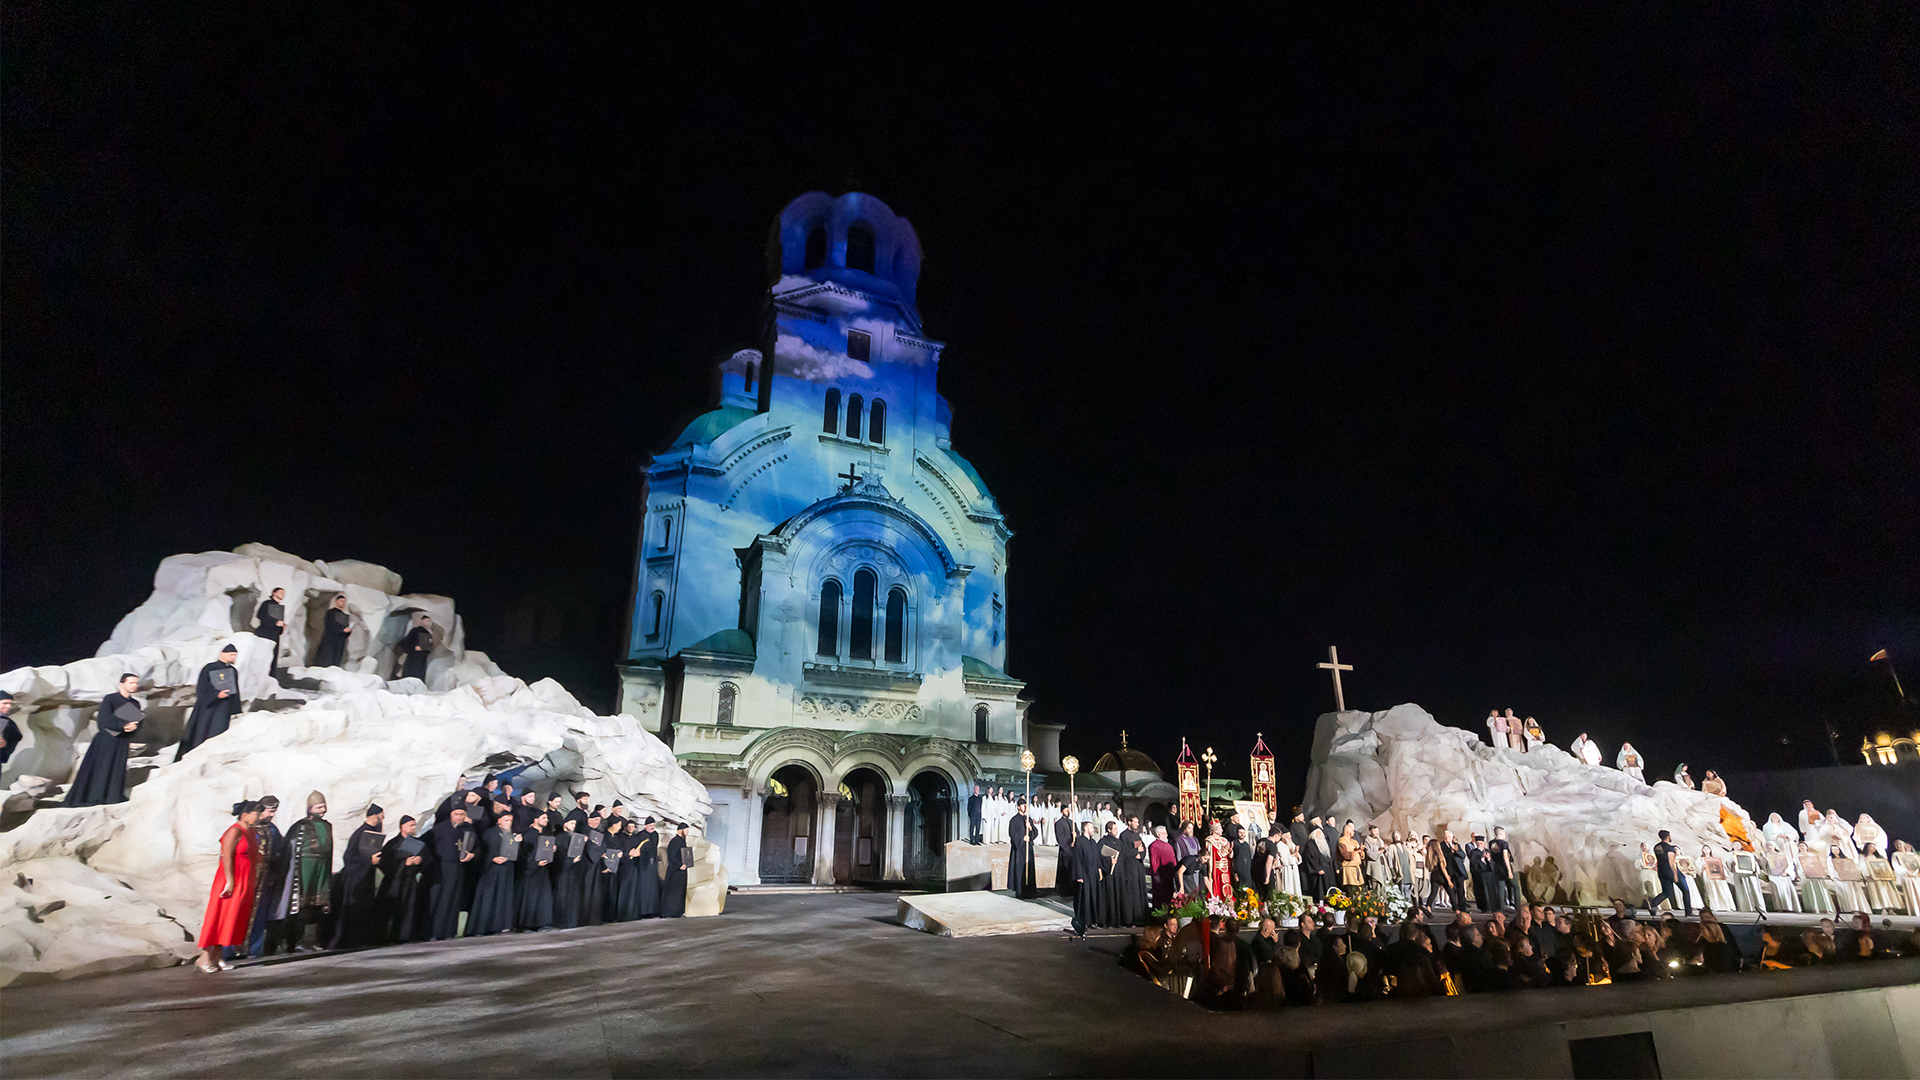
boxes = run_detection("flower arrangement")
[1347,884,1411,922]
[1233,888,1263,923]
[1152,892,1208,920]
[1205,895,1236,920]
[1321,887,1353,911]
[1264,892,1309,920]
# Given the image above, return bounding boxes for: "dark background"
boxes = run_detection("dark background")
[5,8,1917,811]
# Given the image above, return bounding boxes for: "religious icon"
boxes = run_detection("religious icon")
[1832,858,1861,882]
[1675,855,1697,875]
[1767,852,1790,877]
[1638,851,1657,871]
[1799,854,1828,879]
[1703,857,1727,881]
[1733,852,1757,875]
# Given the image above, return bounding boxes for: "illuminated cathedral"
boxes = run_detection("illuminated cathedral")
[617,192,1045,886]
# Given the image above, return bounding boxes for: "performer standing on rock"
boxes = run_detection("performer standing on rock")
[64,673,143,807]
[1617,742,1646,783]
[0,692,21,766]
[176,644,242,760]
[314,594,352,668]
[196,800,264,974]
[1054,803,1077,896]
[255,587,288,678]
[398,615,434,681]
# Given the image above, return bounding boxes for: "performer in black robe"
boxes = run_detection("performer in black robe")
[578,812,609,926]
[398,617,433,681]
[1053,808,1077,897]
[614,826,647,921]
[563,791,591,833]
[428,807,478,940]
[330,805,386,948]
[1096,826,1126,929]
[1070,821,1102,936]
[1302,816,1333,899]
[1232,830,1255,894]
[515,811,557,931]
[313,595,352,667]
[553,820,590,930]
[0,692,22,766]
[64,674,142,807]
[510,789,539,834]
[466,819,520,936]
[1007,800,1037,898]
[966,785,984,845]
[379,816,431,943]
[255,588,288,677]
[635,818,662,917]
[661,823,691,917]
[175,645,242,760]
[245,797,291,957]
[1116,820,1151,926]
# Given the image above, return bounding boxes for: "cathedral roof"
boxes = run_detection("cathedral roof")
[669,405,755,449]
[961,655,1017,683]
[942,447,994,503]
[1092,748,1162,776]
[682,628,756,658]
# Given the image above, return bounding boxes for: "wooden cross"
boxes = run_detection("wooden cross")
[1318,645,1354,712]
[837,463,862,488]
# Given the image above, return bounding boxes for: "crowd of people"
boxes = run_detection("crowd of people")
[1120,898,1920,1011]
[190,779,695,975]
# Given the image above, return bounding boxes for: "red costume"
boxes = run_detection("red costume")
[1148,837,1179,907]
[1204,835,1234,901]
[197,823,259,948]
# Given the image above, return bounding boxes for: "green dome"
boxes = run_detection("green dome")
[684,628,756,658]
[669,405,756,449]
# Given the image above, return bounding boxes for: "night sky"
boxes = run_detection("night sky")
[5,10,1916,808]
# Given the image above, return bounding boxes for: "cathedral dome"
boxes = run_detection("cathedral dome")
[1092,749,1162,776]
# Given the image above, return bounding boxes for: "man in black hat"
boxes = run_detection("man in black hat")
[176,644,242,760]
[661,823,692,917]
[0,692,21,766]
[565,791,591,834]
[330,803,386,948]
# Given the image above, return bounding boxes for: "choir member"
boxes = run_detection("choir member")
[330,803,386,948]
[314,594,352,667]
[1070,821,1101,936]
[286,791,335,948]
[465,800,521,936]
[379,815,431,942]
[176,644,243,760]
[580,809,609,926]
[599,819,627,922]
[64,673,143,807]
[255,587,288,677]
[635,817,662,917]
[429,805,478,940]
[0,692,21,766]
[1115,816,1149,925]
[614,821,647,921]
[515,809,557,931]
[662,822,691,917]
[1053,804,1077,896]
[1007,798,1036,898]
[553,817,588,930]
[196,800,264,973]
[1097,823,1126,928]
[398,616,433,681]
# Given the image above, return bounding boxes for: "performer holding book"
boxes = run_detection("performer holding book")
[64,673,143,807]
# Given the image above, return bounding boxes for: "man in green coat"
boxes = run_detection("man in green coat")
[286,791,334,949]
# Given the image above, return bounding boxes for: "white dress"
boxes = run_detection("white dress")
[1861,857,1899,914]
[1277,845,1302,897]
[1696,855,1736,913]
[1893,852,1920,916]
[1797,850,1837,914]
[1763,842,1800,913]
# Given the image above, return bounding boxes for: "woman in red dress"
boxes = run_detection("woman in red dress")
[197,800,264,973]
[1204,820,1235,902]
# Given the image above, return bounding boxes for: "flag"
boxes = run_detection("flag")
[1869,648,1889,662]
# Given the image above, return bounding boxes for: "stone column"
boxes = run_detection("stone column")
[812,791,841,885]
[884,795,909,881]
[738,787,766,886]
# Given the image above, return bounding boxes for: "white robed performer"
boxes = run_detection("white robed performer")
[1859,843,1899,914]
[1797,842,1838,915]
[1762,812,1798,848]
[1616,742,1645,783]
[1487,710,1510,749]
[1277,837,1302,897]
[1822,810,1858,859]
[1696,845,1736,912]
[1569,733,1590,763]
[1852,814,1886,856]
[1796,801,1822,840]
[1672,763,1694,788]
[1763,838,1801,913]
[1892,841,1920,916]
[1578,737,1603,767]
[1522,717,1544,749]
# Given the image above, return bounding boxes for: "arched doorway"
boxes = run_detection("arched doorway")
[759,763,818,884]
[836,767,889,883]
[906,770,952,888]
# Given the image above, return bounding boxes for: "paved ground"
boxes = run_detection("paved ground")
[3,891,1916,1078]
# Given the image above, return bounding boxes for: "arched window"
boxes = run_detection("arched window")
[804,224,827,270]
[974,705,989,743]
[868,399,885,446]
[846,223,875,273]
[822,388,840,434]
[648,591,664,640]
[884,587,907,662]
[845,394,863,441]
[849,568,876,660]
[816,579,841,657]
[659,516,672,550]
[716,682,737,727]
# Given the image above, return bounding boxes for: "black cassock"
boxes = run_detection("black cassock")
[614,834,646,921]
[1233,838,1254,892]
[331,822,384,947]
[1115,828,1150,926]
[661,834,689,917]
[314,607,351,667]
[175,661,241,760]
[554,832,589,929]
[466,826,519,936]
[1096,837,1125,928]
[581,830,608,926]
[634,831,662,917]
[967,793,984,844]
[1071,835,1103,932]
[515,826,556,931]
[399,626,432,681]
[429,821,477,940]
[1007,815,1036,898]
[65,693,141,807]
[255,600,285,666]
[1302,836,1332,899]
[378,834,430,943]
[1053,817,1077,897]
[2,714,23,766]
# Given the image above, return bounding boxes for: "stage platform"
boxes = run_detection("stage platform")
[897,891,1070,937]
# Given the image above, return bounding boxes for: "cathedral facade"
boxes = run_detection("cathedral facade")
[618,193,1038,887]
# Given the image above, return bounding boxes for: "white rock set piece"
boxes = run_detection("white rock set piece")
[1302,704,1756,907]
[0,546,723,987]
